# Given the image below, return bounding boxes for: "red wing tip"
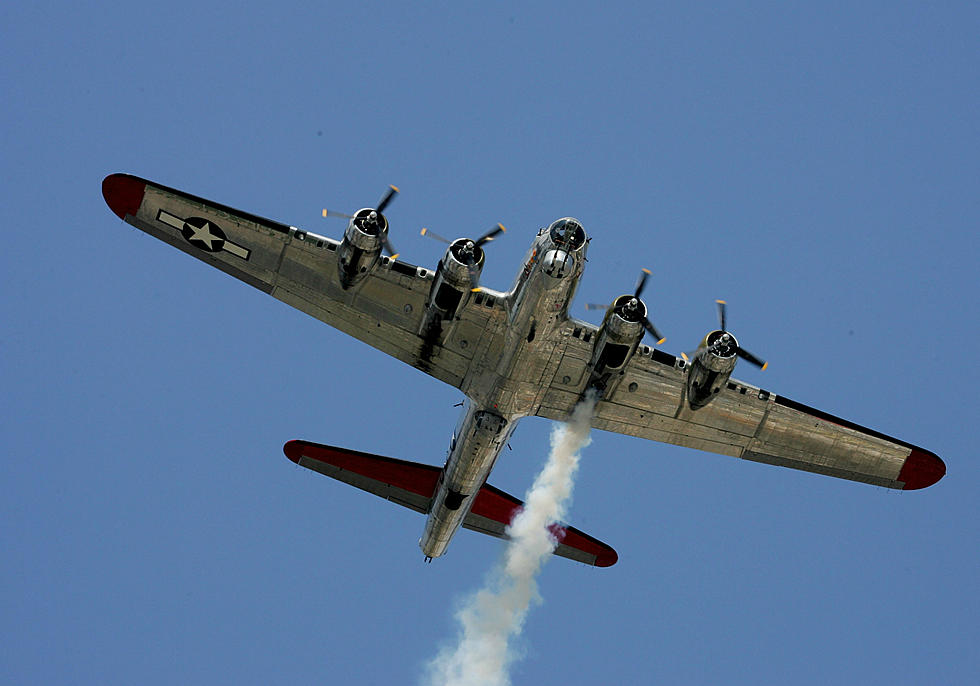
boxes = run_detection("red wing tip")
[283,440,306,464]
[899,448,946,490]
[102,173,146,219]
[595,548,619,567]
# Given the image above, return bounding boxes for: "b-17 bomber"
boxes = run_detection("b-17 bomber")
[102,174,945,567]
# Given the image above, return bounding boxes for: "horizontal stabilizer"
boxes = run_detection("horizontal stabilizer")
[283,440,617,567]
[465,481,618,567]
[284,440,440,514]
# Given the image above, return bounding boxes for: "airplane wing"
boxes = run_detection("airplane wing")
[283,440,618,567]
[536,327,944,491]
[102,174,498,389]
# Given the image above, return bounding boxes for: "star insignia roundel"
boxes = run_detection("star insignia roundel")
[181,217,227,252]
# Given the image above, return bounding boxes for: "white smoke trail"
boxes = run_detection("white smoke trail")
[424,392,598,686]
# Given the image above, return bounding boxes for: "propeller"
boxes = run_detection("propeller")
[585,268,666,345]
[686,300,767,369]
[375,185,398,214]
[420,223,506,291]
[322,185,400,259]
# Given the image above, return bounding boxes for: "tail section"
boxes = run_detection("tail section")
[283,440,617,567]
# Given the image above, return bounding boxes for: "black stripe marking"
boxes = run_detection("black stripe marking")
[774,395,915,450]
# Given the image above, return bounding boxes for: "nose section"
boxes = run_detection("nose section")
[541,249,575,278]
[547,217,587,250]
[898,447,946,490]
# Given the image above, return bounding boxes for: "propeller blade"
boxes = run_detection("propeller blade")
[681,348,709,363]
[376,185,399,214]
[322,208,354,219]
[381,234,398,260]
[634,268,652,299]
[641,317,666,345]
[475,223,506,247]
[736,347,767,370]
[463,253,481,291]
[716,299,727,332]
[420,227,452,245]
[584,303,608,311]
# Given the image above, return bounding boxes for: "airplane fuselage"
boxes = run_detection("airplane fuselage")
[420,219,589,559]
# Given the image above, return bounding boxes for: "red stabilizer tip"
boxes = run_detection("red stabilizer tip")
[102,174,145,219]
[595,548,619,568]
[898,448,946,490]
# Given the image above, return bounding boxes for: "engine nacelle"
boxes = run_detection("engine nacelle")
[686,330,739,409]
[585,294,647,396]
[337,208,388,289]
[418,238,486,336]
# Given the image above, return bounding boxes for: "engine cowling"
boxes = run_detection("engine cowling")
[685,330,739,409]
[585,294,647,396]
[336,208,388,288]
[418,238,486,336]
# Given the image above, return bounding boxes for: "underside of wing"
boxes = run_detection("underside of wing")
[537,342,944,490]
[283,440,618,566]
[103,173,290,294]
[103,173,494,390]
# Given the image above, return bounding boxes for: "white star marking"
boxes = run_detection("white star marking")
[156,210,251,261]
[186,221,221,249]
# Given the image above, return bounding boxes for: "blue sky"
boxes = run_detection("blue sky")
[3,2,977,684]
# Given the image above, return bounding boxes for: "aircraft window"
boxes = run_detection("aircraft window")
[444,490,465,511]
[486,296,496,308]
[391,260,418,277]
[583,331,593,343]
[728,382,738,391]
[547,218,586,250]
[475,293,485,305]
[573,327,582,338]
[327,243,337,251]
